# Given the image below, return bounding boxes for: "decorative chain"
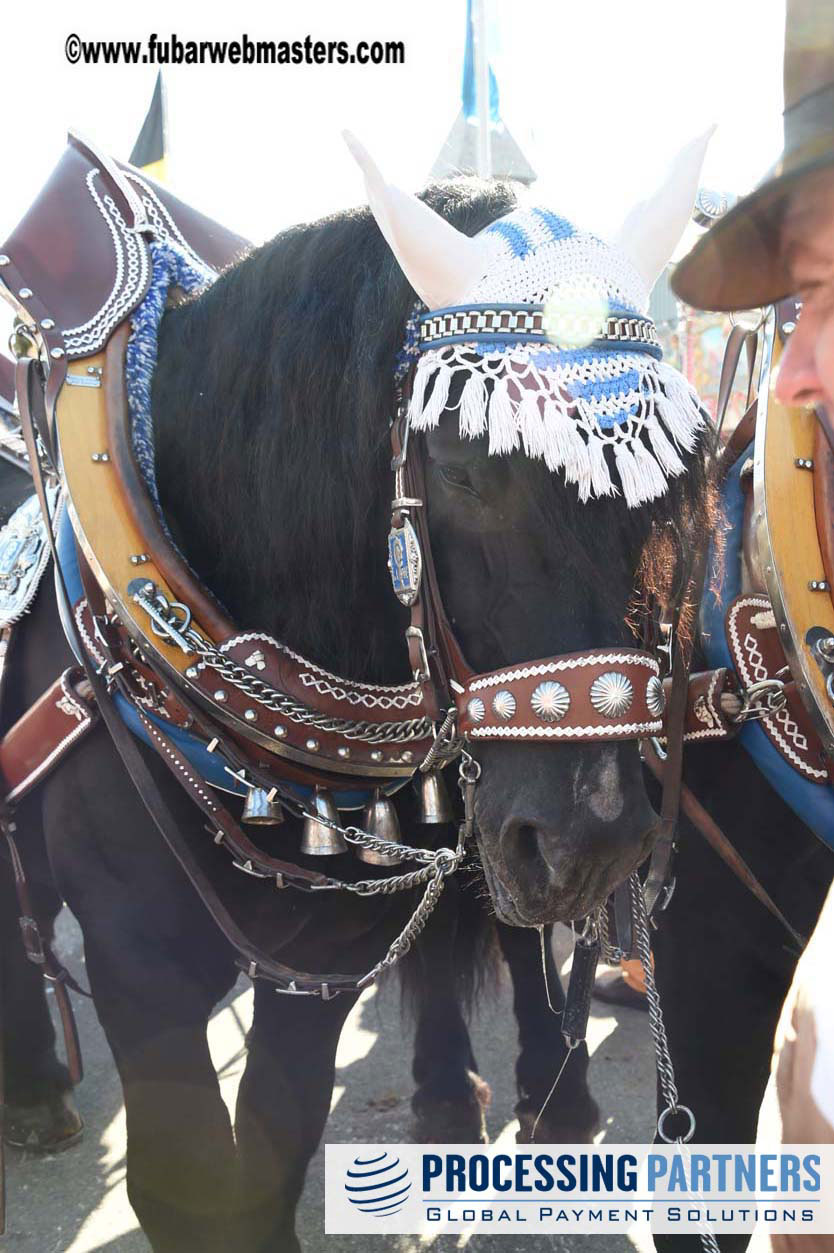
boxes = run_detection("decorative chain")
[131,583,434,744]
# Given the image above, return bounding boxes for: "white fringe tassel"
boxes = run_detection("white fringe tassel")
[406,349,707,509]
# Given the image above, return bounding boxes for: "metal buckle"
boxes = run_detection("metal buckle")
[405,625,431,683]
[732,678,787,723]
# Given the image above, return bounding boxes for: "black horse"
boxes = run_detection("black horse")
[4,178,708,1252]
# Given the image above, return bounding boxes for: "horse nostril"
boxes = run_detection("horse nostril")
[510,823,541,866]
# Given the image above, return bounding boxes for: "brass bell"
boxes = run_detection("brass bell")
[358,789,403,866]
[418,768,454,825]
[300,788,347,856]
[242,787,285,825]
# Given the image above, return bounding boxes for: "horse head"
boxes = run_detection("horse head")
[343,134,713,925]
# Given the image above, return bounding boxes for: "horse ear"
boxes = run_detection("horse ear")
[343,131,492,310]
[613,127,715,295]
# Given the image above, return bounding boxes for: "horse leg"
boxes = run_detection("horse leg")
[407,880,492,1144]
[43,731,240,1253]
[233,982,358,1253]
[1,793,82,1152]
[497,922,599,1143]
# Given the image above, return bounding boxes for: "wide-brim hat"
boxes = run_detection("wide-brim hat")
[673,1,834,312]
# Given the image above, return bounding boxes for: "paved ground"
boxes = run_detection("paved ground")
[3,912,661,1253]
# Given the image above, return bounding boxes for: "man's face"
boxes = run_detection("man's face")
[776,169,834,411]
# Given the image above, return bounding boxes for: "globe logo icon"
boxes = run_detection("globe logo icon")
[344,1151,412,1217]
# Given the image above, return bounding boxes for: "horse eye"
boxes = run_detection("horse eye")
[439,463,477,493]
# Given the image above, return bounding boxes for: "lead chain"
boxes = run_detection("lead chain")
[630,873,721,1253]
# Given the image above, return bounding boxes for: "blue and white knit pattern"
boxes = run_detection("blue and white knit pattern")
[125,242,215,514]
[407,207,706,508]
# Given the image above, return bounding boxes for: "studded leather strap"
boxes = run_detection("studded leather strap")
[456,650,663,741]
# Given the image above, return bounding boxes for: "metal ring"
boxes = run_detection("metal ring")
[459,755,481,783]
[657,1103,696,1143]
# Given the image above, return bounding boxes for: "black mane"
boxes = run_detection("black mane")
[153,179,709,684]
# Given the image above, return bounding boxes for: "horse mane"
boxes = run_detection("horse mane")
[153,178,711,683]
[153,179,519,682]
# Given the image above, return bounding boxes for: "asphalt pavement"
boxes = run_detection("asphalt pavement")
[3,911,658,1253]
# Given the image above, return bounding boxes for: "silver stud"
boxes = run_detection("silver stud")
[244,709,257,722]
[18,287,32,299]
[273,724,287,738]
[337,746,351,758]
[530,680,570,722]
[306,738,320,752]
[590,672,633,718]
[809,579,830,592]
[646,675,665,718]
[400,750,413,763]
[492,689,516,720]
[185,666,199,679]
[371,749,384,762]
[129,553,149,565]
[467,696,486,723]
[91,451,110,462]
[50,347,64,359]
[244,649,266,670]
[0,255,8,266]
[214,690,227,703]
[40,318,55,330]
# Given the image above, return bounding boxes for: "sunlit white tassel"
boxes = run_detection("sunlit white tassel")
[631,436,670,503]
[613,439,644,508]
[418,363,453,428]
[487,375,519,453]
[586,432,618,500]
[519,392,548,459]
[407,358,432,426]
[655,362,707,450]
[644,414,687,477]
[458,371,488,438]
[541,398,586,472]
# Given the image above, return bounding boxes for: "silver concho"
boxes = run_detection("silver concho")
[387,516,422,607]
[492,689,516,721]
[646,674,665,718]
[530,681,570,722]
[467,697,486,723]
[590,671,633,718]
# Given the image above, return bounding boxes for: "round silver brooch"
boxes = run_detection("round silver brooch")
[492,689,516,721]
[467,697,486,723]
[646,674,666,718]
[590,672,633,718]
[530,681,570,722]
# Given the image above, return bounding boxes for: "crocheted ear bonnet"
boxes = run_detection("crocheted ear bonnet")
[402,206,706,509]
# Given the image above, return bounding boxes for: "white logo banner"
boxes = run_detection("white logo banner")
[324,1144,834,1236]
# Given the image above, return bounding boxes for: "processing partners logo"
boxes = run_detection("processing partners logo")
[344,1150,412,1218]
[326,1144,834,1236]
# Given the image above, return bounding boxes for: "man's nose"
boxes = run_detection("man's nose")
[774,319,824,408]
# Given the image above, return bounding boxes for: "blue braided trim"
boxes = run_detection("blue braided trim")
[125,242,214,518]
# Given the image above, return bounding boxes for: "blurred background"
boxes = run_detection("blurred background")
[1,0,788,417]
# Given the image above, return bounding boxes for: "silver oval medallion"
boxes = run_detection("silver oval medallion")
[646,674,665,718]
[530,681,570,722]
[492,689,516,721]
[590,671,633,718]
[467,697,486,723]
